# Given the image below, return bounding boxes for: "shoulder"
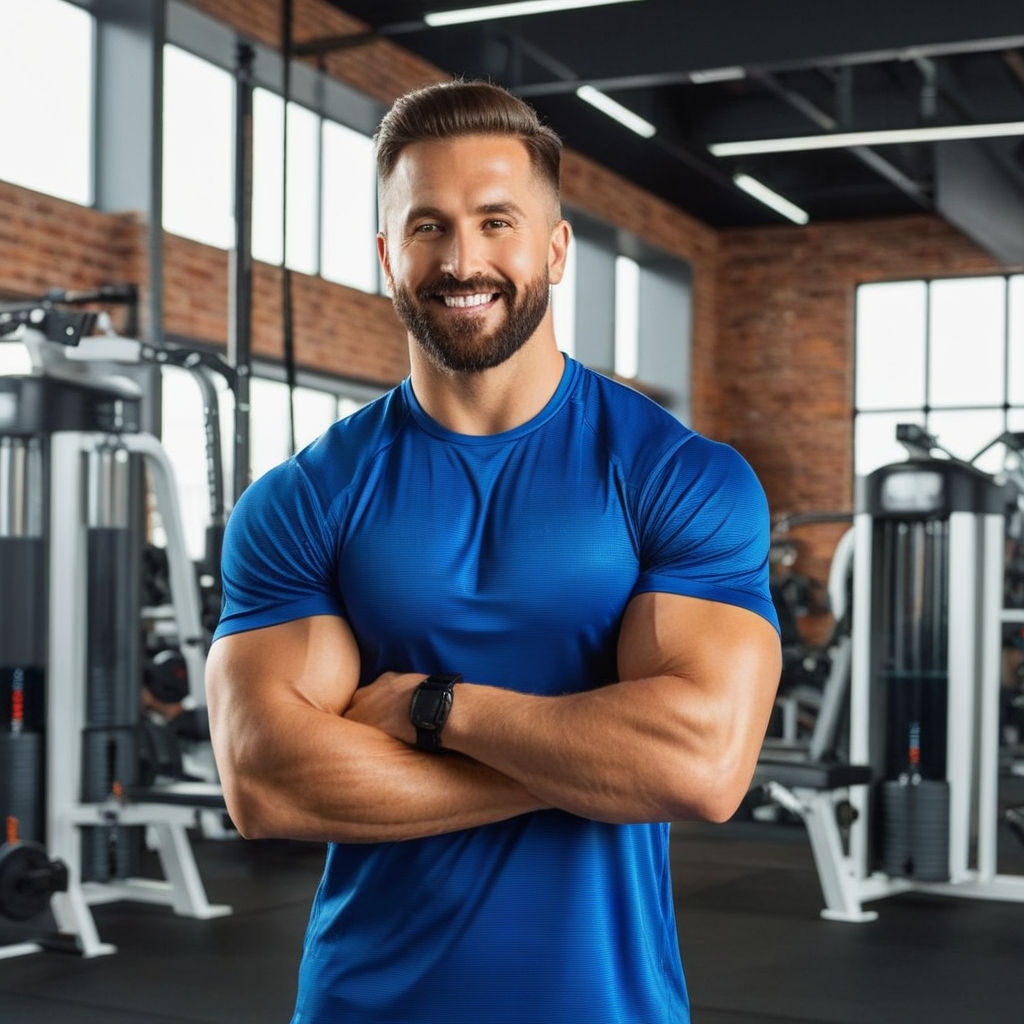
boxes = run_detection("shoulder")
[287,384,410,504]
[568,362,744,489]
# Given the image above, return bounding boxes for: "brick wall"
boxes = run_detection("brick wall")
[0,180,144,303]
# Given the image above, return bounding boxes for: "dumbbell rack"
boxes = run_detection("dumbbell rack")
[1,354,230,957]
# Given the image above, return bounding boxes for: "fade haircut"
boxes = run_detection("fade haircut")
[375,80,563,201]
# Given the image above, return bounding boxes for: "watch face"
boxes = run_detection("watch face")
[411,686,451,729]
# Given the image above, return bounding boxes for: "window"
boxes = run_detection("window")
[162,47,379,291]
[252,89,320,274]
[551,224,577,357]
[321,119,378,292]
[159,364,235,561]
[614,255,640,378]
[162,45,235,248]
[249,377,339,480]
[0,0,93,205]
[855,275,1024,476]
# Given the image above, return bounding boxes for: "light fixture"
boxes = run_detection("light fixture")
[424,0,641,27]
[576,84,656,138]
[733,173,809,225]
[689,67,746,85]
[710,120,1024,157]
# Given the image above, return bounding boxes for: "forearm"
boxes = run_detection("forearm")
[216,702,546,844]
[443,676,745,824]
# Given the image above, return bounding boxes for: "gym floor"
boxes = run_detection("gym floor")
[1,810,1023,1024]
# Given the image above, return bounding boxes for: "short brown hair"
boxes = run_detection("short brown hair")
[375,80,562,197]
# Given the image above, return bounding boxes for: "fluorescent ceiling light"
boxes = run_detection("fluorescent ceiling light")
[710,120,1024,157]
[424,0,641,27]
[733,173,809,225]
[689,67,746,85]
[576,84,656,138]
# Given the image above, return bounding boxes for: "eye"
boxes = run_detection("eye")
[413,222,441,234]
[484,219,511,230]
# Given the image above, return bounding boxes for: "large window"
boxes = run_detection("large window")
[855,275,1024,476]
[321,119,378,292]
[0,0,93,205]
[162,45,379,291]
[252,89,321,275]
[162,45,235,249]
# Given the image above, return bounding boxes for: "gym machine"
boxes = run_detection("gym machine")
[0,296,232,957]
[765,427,1024,922]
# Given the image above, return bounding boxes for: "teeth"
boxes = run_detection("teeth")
[442,293,494,308]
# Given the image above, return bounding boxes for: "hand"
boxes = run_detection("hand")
[343,671,424,745]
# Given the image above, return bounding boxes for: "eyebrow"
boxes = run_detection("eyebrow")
[404,201,527,228]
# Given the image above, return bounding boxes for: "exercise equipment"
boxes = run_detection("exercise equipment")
[812,432,1023,919]
[0,841,68,921]
[757,427,1024,921]
[0,299,232,958]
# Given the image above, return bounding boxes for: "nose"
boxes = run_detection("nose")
[439,223,486,281]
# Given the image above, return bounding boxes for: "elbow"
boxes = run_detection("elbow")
[220,773,284,840]
[665,752,756,825]
[693,787,746,825]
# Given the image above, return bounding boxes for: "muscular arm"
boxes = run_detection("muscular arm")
[205,614,546,844]
[347,593,781,824]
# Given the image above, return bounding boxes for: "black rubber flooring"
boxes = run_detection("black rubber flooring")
[2,814,1023,1023]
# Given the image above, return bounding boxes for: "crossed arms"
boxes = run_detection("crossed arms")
[206,591,781,845]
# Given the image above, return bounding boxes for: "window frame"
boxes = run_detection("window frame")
[853,273,1024,476]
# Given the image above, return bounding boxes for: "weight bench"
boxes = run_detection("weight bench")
[753,756,876,922]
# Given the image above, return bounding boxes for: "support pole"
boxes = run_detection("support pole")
[228,42,255,503]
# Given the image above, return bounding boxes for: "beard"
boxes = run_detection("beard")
[392,269,551,374]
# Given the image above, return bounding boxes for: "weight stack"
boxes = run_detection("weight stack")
[79,449,144,884]
[880,778,950,882]
[80,726,138,882]
[1,439,47,849]
[0,731,44,844]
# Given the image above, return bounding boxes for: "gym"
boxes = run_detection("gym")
[1,1,1023,1021]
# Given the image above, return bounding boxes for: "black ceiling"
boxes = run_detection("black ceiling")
[314,1,1024,259]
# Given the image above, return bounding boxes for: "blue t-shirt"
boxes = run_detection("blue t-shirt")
[215,356,778,1024]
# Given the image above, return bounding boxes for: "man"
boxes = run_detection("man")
[206,80,781,1023]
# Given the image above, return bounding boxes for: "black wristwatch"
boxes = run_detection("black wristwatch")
[409,673,462,752]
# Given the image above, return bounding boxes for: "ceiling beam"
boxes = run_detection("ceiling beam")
[503,0,1024,96]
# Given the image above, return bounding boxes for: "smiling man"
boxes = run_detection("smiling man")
[206,80,781,1024]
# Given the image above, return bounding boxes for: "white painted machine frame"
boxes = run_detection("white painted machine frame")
[1,429,229,960]
[832,506,1024,920]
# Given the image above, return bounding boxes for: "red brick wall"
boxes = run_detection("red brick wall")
[0,180,144,302]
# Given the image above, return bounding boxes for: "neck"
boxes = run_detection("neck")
[408,325,565,436]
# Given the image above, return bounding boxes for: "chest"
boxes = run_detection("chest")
[336,434,639,674]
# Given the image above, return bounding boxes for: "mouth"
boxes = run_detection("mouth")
[438,292,499,309]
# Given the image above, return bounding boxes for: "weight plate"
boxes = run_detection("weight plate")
[0,841,56,921]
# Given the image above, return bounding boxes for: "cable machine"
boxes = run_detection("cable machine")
[0,298,232,957]
[835,434,1024,919]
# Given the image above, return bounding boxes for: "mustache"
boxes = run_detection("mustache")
[417,274,515,301]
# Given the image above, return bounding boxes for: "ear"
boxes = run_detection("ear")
[376,233,394,295]
[547,219,571,286]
